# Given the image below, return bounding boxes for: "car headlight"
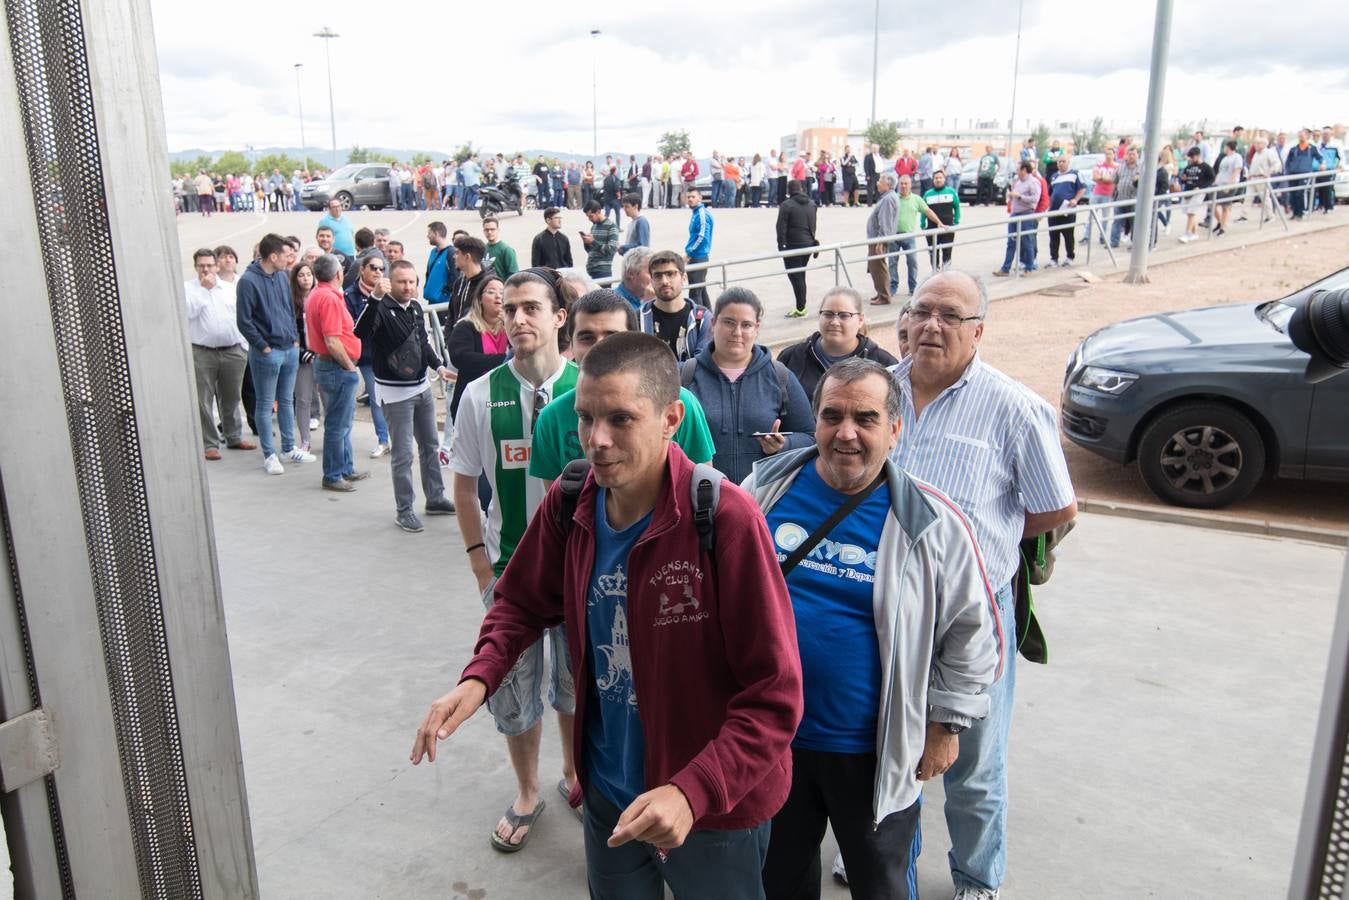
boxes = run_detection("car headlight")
[1076,366,1138,395]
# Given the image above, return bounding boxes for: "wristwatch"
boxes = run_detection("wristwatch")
[940,722,966,735]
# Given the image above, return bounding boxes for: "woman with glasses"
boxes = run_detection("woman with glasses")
[682,287,815,484]
[777,287,898,398]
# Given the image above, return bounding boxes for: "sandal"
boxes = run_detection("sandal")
[558,779,583,822]
[488,798,545,853]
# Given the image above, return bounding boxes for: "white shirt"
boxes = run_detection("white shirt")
[183,278,245,348]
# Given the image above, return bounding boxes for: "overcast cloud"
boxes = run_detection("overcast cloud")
[151,0,1349,156]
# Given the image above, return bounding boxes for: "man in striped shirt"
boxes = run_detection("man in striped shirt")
[888,270,1076,900]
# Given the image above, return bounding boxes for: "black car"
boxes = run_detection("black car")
[956,158,1012,206]
[1061,267,1349,508]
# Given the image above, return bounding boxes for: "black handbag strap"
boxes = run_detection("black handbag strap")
[779,470,886,577]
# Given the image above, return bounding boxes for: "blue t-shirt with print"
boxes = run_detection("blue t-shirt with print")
[584,488,653,810]
[765,462,891,754]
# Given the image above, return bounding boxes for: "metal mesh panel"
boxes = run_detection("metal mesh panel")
[4,1,203,896]
[1315,744,1349,897]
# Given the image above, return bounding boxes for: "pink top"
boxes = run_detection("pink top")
[719,366,746,382]
[481,330,508,355]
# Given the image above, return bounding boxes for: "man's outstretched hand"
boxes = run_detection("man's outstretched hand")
[410,678,487,764]
[607,784,694,850]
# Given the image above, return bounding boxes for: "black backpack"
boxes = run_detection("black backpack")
[553,458,724,566]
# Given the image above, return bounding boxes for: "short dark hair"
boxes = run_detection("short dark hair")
[580,331,679,410]
[389,259,416,276]
[258,233,287,259]
[428,220,448,238]
[647,250,685,275]
[713,286,763,320]
[452,235,486,262]
[582,199,602,214]
[313,253,342,283]
[811,357,901,421]
[1225,140,1238,151]
[1186,147,1201,158]
[573,289,639,331]
[452,229,469,239]
[544,206,561,219]
[212,244,237,261]
[787,179,804,196]
[315,225,333,237]
[192,247,216,264]
[355,227,375,250]
[388,240,404,252]
[622,193,642,208]
[482,215,500,228]
[284,235,301,250]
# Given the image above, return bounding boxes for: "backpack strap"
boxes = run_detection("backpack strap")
[554,458,591,536]
[771,360,792,420]
[679,358,698,388]
[689,462,723,559]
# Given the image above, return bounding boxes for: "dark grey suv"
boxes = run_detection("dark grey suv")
[1061,267,1349,508]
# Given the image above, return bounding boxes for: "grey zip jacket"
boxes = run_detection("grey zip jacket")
[743,447,1002,821]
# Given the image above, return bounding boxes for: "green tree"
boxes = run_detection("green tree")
[657,130,691,159]
[169,154,213,177]
[453,142,476,163]
[1029,122,1051,155]
[1070,117,1109,155]
[348,145,372,163]
[213,150,249,174]
[1172,119,1206,149]
[410,152,433,166]
[863,120,901,158]
[255,153,303,175]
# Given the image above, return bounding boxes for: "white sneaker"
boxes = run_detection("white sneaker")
[263,454,284,475]
[370,443,390,459]
[953,888,999,900]
[286,447,316,463]
[309,417,320,430]
[831,852,848,886]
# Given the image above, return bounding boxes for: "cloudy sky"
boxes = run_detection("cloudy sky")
[152,0,1348,156]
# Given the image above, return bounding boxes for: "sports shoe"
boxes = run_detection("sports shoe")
[425,498,456,516]
[309,417,320,431]
[953,888,999,900]
[263,454,284,475]
[344,470,371,482]
[286,447,316,463]
[371,443,390,459]
[831,852,848,886]
[992,269,1009,277]
[784,308,807,318]
[395,511,425,533]
[321,478,355,493]
[1060,259,1072,268]
[1178,233,1195,243]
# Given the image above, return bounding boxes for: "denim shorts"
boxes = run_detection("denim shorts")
[480,578,576,736]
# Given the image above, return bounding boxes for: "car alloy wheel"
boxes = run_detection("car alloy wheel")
[1137,402,1266,509]
[335,191,353,211]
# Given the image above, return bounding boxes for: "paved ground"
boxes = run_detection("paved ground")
[203,420,1345,899]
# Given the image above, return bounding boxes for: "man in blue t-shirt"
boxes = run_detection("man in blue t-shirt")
[744,358,999,900]
[316,197,356,256]
[1046,155,1087,267]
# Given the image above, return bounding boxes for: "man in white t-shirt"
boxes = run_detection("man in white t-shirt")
[1212,139,1245,236]
[446,268,580,852]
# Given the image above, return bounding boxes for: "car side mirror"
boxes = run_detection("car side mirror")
[1289,288,1349,383]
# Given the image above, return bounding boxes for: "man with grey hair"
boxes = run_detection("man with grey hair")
[614,246,653,309]
[865,173,899,306]
[887,269,1075,900]
[745,356,998,899]
[306,252,368,491]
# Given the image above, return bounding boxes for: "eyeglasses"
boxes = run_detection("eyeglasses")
[366,265,385,273]
[819,310,858,322]
[716,318,759,331]
[907,307,984,328]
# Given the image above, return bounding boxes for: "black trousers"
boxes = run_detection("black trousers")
[688,256,709,307]
[1048,211,1078,261]
[783,251,811,311]
[763,748,921,900]
[865,174,878,205]
[976,176,995,205]
[925,232,954,269]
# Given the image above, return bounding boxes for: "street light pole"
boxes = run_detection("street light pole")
[590,29,600,164]
[1125,0,1174,284]
[313,27,340,171]
[1005,0,1024,161]
[293,63,306,163]
[870,0,879,125]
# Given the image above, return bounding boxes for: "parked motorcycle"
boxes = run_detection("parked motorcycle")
[476,174,528,218]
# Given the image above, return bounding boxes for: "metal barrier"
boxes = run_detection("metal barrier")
[584,169,1337,296]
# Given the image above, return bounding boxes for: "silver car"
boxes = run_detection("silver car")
[300,164,393,211]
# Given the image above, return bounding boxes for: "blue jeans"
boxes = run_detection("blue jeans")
[1110,203,1135,247]
[583,781,770,900]
[314,359,359,483]
[999,216,1037,272]
[603,199,622,228]
[889,238,918,295]
[710,177,724,207]
[358,363,390,444]
[1084,193,1113,243]
[943,583,1016,892]
[248,345,299,459]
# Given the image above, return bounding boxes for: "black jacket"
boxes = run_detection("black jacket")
[776,192,818,251]
[602,172,623,203]
[446,319,508,419]
[531,229,573,269]
[353,295,443,388]
[777,333,899,399]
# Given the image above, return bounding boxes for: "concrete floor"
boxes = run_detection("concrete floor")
[204,416,1346,899]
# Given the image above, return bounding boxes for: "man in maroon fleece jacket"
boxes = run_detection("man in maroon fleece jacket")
[413,332,802,898]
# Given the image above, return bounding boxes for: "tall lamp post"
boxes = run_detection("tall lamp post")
[293,63,307,162]
[1125,0,1174,284]
[1005,0,1024,161]
[590,29,600,164]
[870,0,879,125]
[313,27,340,170]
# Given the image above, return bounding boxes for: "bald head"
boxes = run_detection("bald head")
[913,270,989,319]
